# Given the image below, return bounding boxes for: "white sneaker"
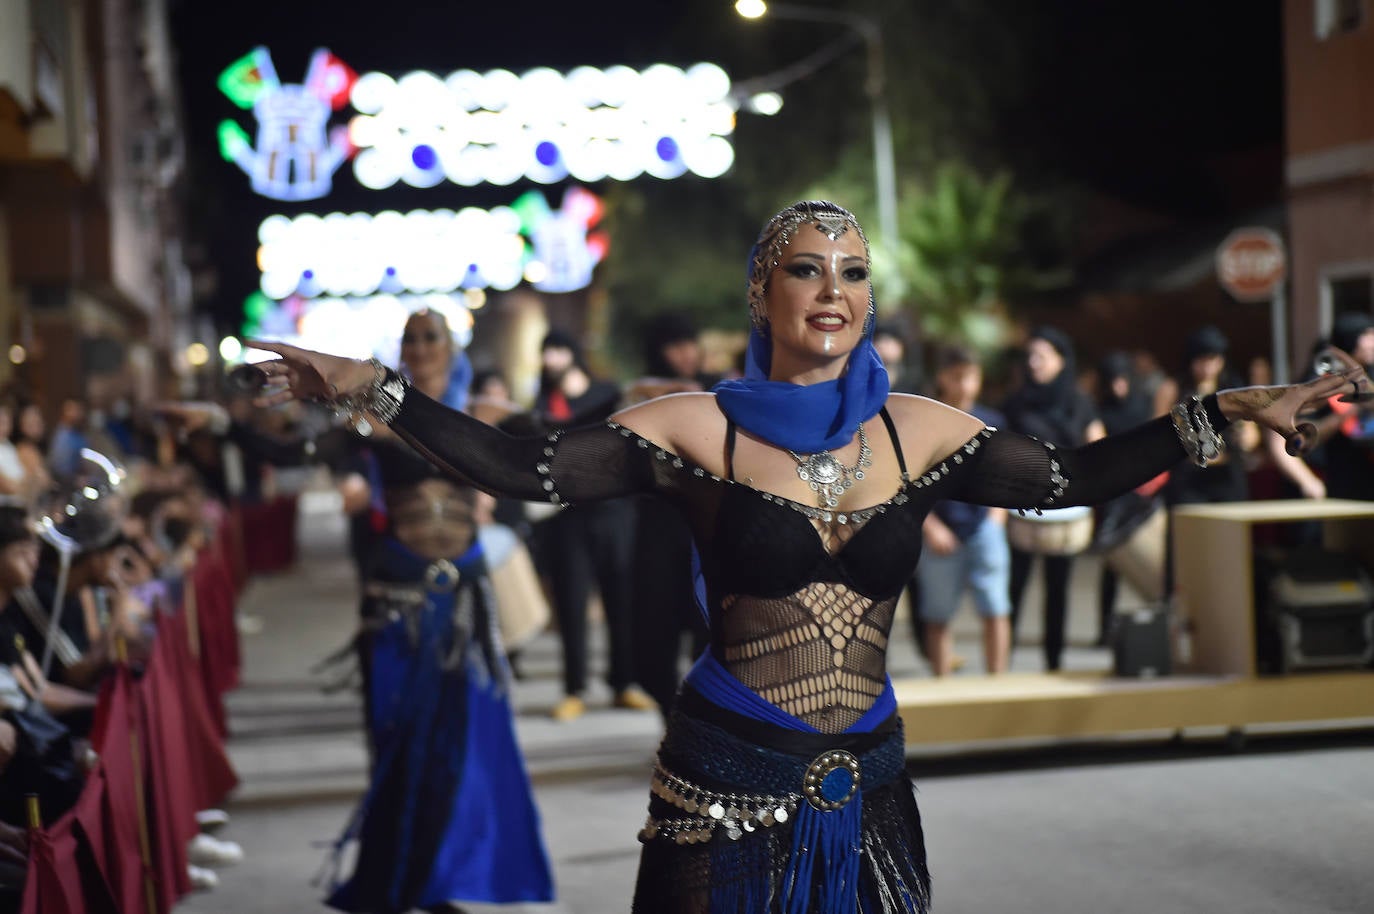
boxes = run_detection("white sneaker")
[187,864,219,890]
[235,613,265,635]
[188,833,244,867]
[195,808,230,832]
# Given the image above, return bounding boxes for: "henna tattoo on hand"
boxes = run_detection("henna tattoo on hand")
[1219,386,1283,422]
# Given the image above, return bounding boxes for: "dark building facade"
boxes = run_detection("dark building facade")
[1285,0,1374,360]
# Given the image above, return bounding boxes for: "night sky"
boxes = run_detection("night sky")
[168,0,1283,333]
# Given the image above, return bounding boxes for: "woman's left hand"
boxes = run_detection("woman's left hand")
[1218,347,1370,455]
[246,340,377,408]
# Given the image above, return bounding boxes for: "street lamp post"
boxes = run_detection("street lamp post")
[735,1,899,248]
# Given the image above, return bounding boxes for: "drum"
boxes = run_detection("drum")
[1005,505,1094,556]
[478,523,552,651]
[1102,503,1166,603]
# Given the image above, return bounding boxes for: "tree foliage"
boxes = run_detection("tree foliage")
[892,163,1037,353]
[600,0,1068,366]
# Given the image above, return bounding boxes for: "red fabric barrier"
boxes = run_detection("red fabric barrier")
[161,609,239,809]
[65,767,123,914]
[20,773,124,914]
[138,646,197,910]
[238,495,298,574]
[22,668,148,914]
[223,507,249,594]
[188,549,242,740]
[20,516,249,913]
[19,821,86,914]
[85,669,147,914]
[208,546,242,686]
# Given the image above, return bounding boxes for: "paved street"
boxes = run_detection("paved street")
[180,482,1374,913]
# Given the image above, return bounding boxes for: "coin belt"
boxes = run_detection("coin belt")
[639,760,800,845]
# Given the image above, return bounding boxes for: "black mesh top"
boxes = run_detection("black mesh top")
[391,391,1218,732]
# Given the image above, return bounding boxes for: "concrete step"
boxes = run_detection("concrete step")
[226,701,661,807]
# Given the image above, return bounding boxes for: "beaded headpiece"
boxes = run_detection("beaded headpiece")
[746,200,873,331]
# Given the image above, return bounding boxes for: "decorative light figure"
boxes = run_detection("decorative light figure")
[216,47,359,201]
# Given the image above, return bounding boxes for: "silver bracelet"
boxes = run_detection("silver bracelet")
[1171,396,1224,467]
[1189,396,1223,463]
[335,358,409,427]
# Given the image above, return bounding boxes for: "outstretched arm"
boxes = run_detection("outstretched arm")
[958,361,1371,511]
[389,386,655,502]
[246,342,655,503]
[958,411,1193,509]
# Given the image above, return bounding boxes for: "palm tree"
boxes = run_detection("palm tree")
[896,162,1031,353]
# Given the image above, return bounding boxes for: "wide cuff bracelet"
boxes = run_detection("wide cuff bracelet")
[1171,395,1225,468]
[336,358,408,427]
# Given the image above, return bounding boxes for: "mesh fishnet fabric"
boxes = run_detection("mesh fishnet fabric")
[721,584,893,732]
[811,512,864,554]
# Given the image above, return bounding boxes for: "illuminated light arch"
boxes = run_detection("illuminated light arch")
[244,292,477,362]
[347,62,736,189]
[255,187,607,307]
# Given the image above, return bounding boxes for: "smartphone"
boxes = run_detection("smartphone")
[226,363,269,392]
[1313,347,1350,377]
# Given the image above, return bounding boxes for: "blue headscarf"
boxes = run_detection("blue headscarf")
[441,351,473,412]
[713,201,890,453]
[399,309,472,412]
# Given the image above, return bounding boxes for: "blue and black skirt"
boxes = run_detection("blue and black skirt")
[326,537,554,913]
[633,686,930,914]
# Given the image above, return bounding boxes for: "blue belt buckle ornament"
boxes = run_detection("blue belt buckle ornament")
[424,558,461,593]
[804,750,861,811]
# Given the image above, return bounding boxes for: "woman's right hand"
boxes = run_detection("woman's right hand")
[1219,347,1370,455]
[245,340,378,408]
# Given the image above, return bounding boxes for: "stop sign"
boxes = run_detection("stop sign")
[1216,228,1286,302]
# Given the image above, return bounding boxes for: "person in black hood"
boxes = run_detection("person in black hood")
[1092,352,1157,645]
[1161,326,1253,506]
[1303,312,1374,501]
[1097,351,1153,437]
[625,314,721,404]
[1003,327,1105,670]
[532,329,653,722]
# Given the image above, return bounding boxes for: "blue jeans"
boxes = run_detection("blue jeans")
[917,514,1011,625]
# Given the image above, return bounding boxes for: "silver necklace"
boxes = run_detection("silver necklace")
[787,425,871,510]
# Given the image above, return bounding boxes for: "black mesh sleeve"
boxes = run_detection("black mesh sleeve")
[387,387,655,503]
[957,396,1230,510]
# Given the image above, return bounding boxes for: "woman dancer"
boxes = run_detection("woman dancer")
[255,202,1366,914]
[324,309,553,914]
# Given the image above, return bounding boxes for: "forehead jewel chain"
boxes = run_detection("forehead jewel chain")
[787,424,871,510]
[748,206,867,328]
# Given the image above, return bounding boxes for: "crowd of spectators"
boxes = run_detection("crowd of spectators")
[0,386,274,909]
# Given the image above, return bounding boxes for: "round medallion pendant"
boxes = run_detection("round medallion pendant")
[799,452,843,487]
[802,749,861,811]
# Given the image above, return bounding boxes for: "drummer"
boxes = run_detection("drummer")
[916,345,1012,676]
[1004,327,1106,672]
[1094,351,1157,645]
